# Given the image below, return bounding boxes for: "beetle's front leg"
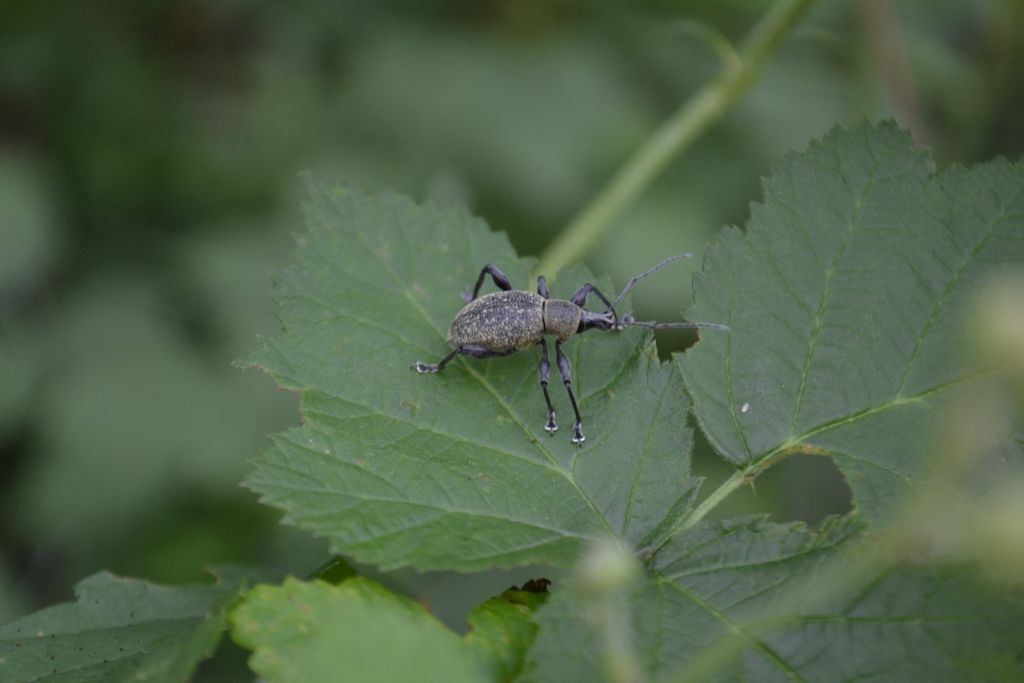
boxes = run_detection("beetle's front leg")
[569,282,617,321]
[538,340,557,434]
[554,340,584,445]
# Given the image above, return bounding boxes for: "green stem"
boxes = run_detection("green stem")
[645,445,804,563]
[533,0,817,278]
[678,469,747,532]
[642,471,746,565]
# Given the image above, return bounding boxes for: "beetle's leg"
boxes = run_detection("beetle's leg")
[458,344,517,360]
[554,340,584,445]
[463,264,513,302]
[413,345,516,373]
[538,340,557,433]
[411,348,460,374]
[569,283,617,321]
[537,275,549,299]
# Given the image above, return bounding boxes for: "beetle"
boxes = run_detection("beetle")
[412,255,728,445]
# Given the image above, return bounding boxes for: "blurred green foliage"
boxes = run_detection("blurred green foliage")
[1,0,1022,672]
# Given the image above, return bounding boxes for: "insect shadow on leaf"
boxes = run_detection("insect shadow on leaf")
[412,255,729,445]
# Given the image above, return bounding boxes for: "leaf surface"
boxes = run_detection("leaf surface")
[231,577,483,683]
[525,517,1024,682]
[678,122,1024,520]
[0,572,240,683]
[244,178,696,570]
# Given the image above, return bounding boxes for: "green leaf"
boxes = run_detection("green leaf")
[525,517,1024,683]
[464,581,550,682]
[231,577,484,683]
[244,177,695,570]
[678,122,1024,521]
[0,572,241,683]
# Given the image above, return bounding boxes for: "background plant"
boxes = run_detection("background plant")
[2,1,1024,681]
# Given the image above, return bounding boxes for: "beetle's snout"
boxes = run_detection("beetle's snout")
[580,310,617,332]
[612,314,634,331]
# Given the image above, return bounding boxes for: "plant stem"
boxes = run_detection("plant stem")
[640,471,746,565]
[644,444,804,563]
[679,469,747,532]
[533,0,817,278]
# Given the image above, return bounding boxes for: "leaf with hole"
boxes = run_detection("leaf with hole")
[679,122,1024,522]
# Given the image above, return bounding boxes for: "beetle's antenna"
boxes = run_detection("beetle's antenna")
[619,318,730,332]
[609,253,691,313]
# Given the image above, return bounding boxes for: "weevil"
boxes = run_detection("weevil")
[412,255,728,445]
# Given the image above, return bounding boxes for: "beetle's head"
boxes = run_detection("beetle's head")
[579,309,617,333]
[574,252,733,335]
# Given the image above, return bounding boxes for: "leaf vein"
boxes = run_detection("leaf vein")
[621,364,670,537]
[657,578,809,683]
[256,473,594,542]
[895,185,1024,395]
[789,161,878,436]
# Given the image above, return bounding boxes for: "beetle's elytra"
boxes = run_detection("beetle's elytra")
[412,256,728,445]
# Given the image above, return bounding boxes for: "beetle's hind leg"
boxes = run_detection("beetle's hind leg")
[458,344,516,360]
[412,348,459,374]
[412,345,515,373]
[538,340,557,434]
[463,264,513,302]
[554,340,585,445]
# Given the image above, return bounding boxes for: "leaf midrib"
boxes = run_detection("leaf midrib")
[258,458,594,542]
[786,370,989,451]
[298,393,576,480]
[789,155,879,437]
